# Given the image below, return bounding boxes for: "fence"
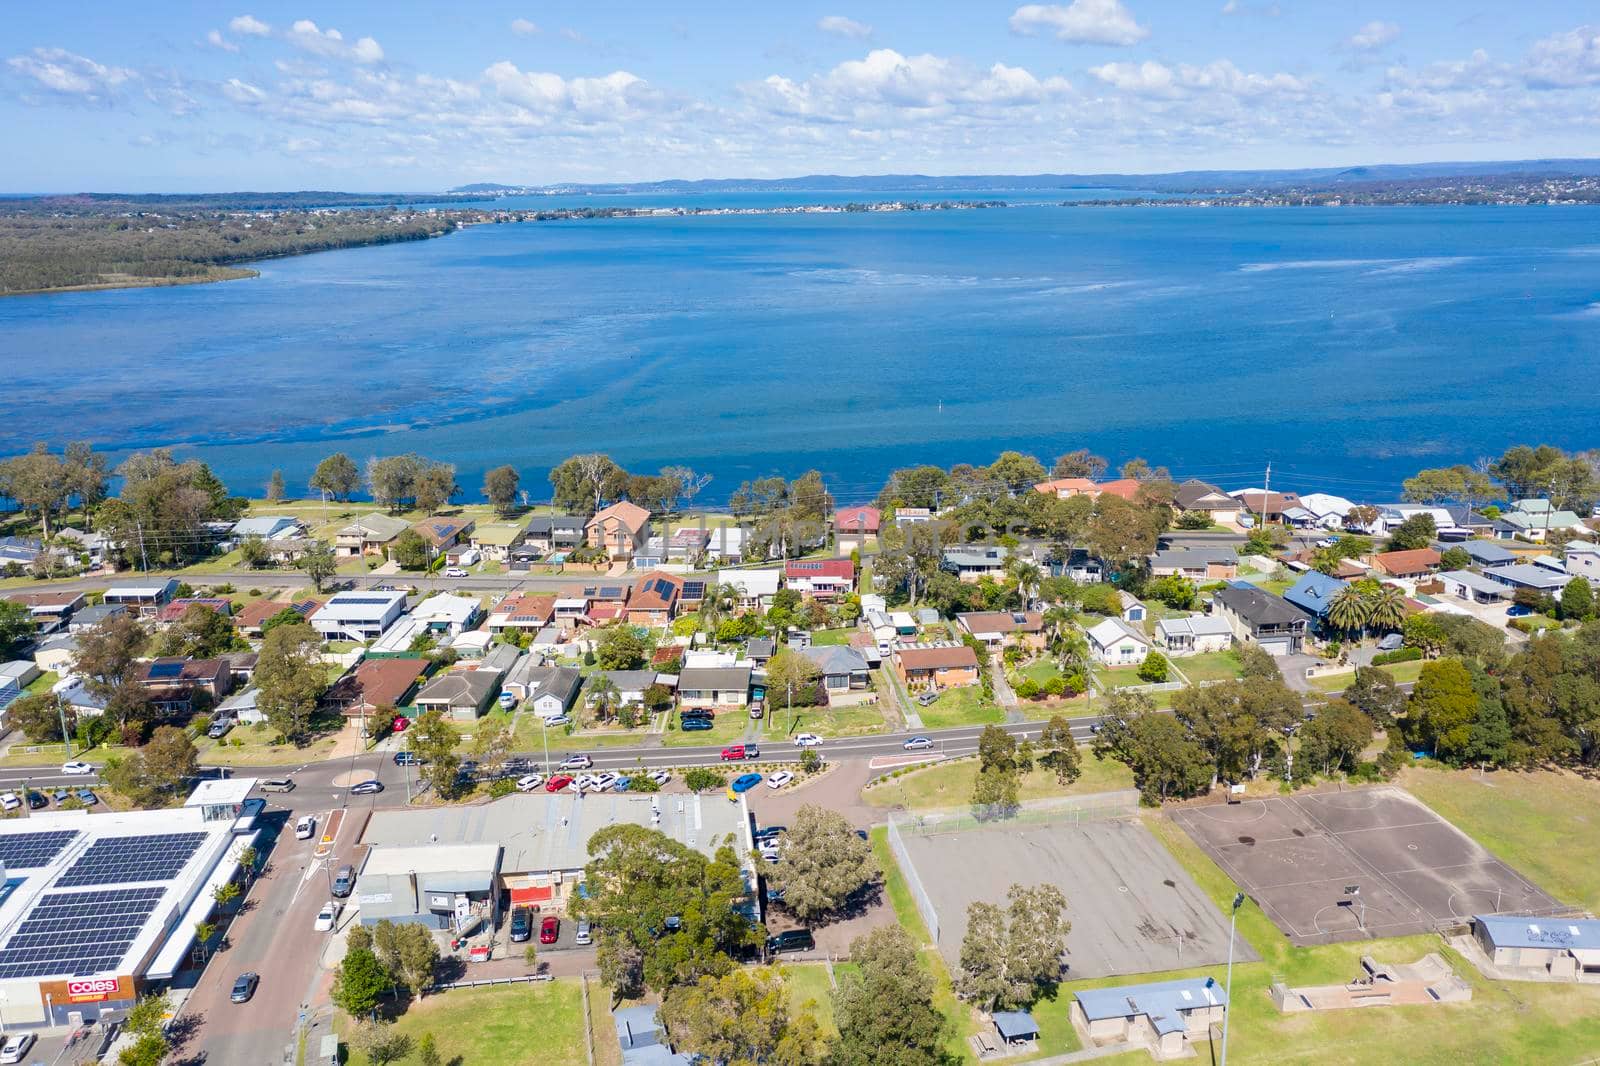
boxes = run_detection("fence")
[427,972,553,993]
[885,813,940,943]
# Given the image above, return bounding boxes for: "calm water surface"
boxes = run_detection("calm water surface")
[3,203,1598,503]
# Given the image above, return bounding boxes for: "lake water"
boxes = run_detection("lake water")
[4,202,1598,504]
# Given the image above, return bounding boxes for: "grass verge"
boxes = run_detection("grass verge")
[863,753,1135,810]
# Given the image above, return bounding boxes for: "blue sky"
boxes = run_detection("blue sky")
[5,2,1600,191]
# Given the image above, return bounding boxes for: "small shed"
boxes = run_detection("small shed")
[992,1010,1040,1045]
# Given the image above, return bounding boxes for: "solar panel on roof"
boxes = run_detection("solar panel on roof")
[0,830,78,870]
[0,886,166,979]
[681,581,706,598]
[56,832,206,889]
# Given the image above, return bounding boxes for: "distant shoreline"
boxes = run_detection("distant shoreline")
[1,266,258,298]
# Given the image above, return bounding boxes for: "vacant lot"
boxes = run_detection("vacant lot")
[864,755,1134,811]
[913,686,1005,730]
[340,979,585,1066]
[1169,651,1244,684]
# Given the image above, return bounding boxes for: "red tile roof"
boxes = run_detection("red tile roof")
[158,598,233,623]
[896,645,979,670]
[1033,477,1141,501]
[494,594,556,624]
[628,571,683,613]
[235,598,320,629]
[588,501,651,534]
[1371,548,1441,575]
[834,506,881,533]
[785,558,855,580]
[328,657,429,714]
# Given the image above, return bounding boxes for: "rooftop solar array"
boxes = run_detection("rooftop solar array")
[56,833,206,889]
[332,596,402,606]
[0,886,166,979]
[681,581,706,599]
[0,830,78,870]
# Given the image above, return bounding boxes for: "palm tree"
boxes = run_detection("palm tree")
[696,583,741,636]
[1366,583,1407,634]
[1326,585,1370,637]
[1008,558,1042,609]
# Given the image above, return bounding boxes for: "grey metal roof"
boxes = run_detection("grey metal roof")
[1440,570,1507,596]
[588,669,658,694]
[1214,586,1310,626]
[677,665,752,691]
[1475,915,1600,951]
[798,644,869,677]
[1150,548,1236,568]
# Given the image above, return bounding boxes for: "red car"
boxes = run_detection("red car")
[721,744,759,761]
[545,775,573,793]
[540,916,560,945]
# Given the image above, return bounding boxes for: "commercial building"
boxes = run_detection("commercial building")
[311,590,408,643]
[0,786,258,1030]
[1471,915,1600,979]
[1072,977,1227,1060]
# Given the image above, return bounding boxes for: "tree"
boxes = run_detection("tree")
[1406,658,1478,762]
[414,463,459,513]
[416,1032,444,1066]
[987,451,1047,494]
[971,766,1021,820]
[118,1034,169,1066]
[976,724,1018,774]
[1402,465,1496,508]
[1137,652,1170,683]
[72,613,150,733]
[1440,546,1472,570]
[659,464,713,511]
[1086,496,1159,573]
[549,453,627,515]
[1345,666,1406,725]
[299,540,338,592]
[469,720,514,780]
[595,625,649,670]
[1037,716,1081,786]
[833,925,947,1066]
[1146,574,1197,610]
[0,443,71,540]
[255,622,328,743]
[0,599,35,659]
[213,880,241,910]
[9,691,73,742]
[332,946,390,1018]
[160,603,241,659]
[367,453,426,511]
[310,452,362,501]
[1094,691,1211,804]
[408,709,462,797]
[1326,585,1369,636]
[349,1020,412,1066]
[393,921,441,997]
[660,968,824,1066]
[956,883,1070,1011]
[1367,583,1408,633]
[765,649,824,709]
[684,767,725,793]
[143,725,198,791]
[1297,699,1374,776]
[769,805,879,921]
[1562,576,1595,622]
[391,528,431,570]
[483,464,521,513]
[266,469,286,502]
[1234,642,1281,681]
[1387,512,1437,551]
[1051,450,1108,479]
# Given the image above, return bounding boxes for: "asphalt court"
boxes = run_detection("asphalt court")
[1170,787,1561,945]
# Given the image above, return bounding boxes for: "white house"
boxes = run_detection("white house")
[231,516,305,541]
[1563,543,1600,581]
[1298,493,1356,529]
[1154,615,1233,656]
[311,589,408,643]
[1086,617,1152,667]
[409,592,481,635]
[1118,592,1147,624]
[714,569,782,611]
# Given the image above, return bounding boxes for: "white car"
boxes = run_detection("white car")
[314,901,342,932]
[0,792,20,812]
[766,771,794,789]
[444,567,470,578]
[559,753,593,770]
[61,761,94,775]
[294,815,317,840]
[0,1032,37,1064]
[647,770,671,786]
[792,734,822,748]
[516,773,546,793]
[759,841,781,864]
[591,772,619,793]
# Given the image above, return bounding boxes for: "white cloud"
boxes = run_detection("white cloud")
[1524,25,1600,89]
[818,16,872,39]
[287,20,383,65]
[747,48,1070,119]
[1090,58,1308,97]
[206,29,239,53]
[1347,21,1401,51]
[1009,0,1148,46]
[222,77,266,104]
[1221,1,1280,16]
[228,14,270,37]
[510,18,540,36]
[483,62,651,119]
[6,47,135,102]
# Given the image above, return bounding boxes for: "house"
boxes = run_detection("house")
[1119,591,1147,623]
[1283,571,1349,624]
[1148,548,1238,581]
[1052,547,1106,584]
[522,516,587,555]
[235,598,319,637]
[156,597,233,625]
[1155,615,1233,656]
[1072,977,1227,1060]
[558,582,632,627]
[894,643,980,691]
[1086,617,1152,667]
[785,558,855,600]
[103,578,179,616]
[506,661,583,717]
[231,516,305,541]
[956,611,1045,651]
[797,645,872,701]
[1173,480,1241,524]
[586,501,653,561]
[311,589,408,643]
[677,664,752,709]
[834,506,881,535]
[1034,477,1141,501]
[894,507,933,526]
[1230,489,1304,525]
[215,686,263,725]
[714,569,782,611]
[701,525,747,563]
[1494,500,1589,542]
[1471,915,1600,979]
[469,519,530,562]
[335,513,412,558]
[1563,542,1600,581]
[1438,570,1509,605]
[55,526,108,569]
[0,536,44,569]
[139,657,234,714]
[584,669,659,706]
[487,594,556,635]
[409,593,481,635]
[744,638,775,666]
[32,632,79,673]
[413,669,503,721]
[864,608,897,649]
[663,528,711,563]
[68,603,127,632]
[1212,585,1310,656]
[613,1005,691,1066]
[1370,548,1441,580]
[412,516,475,560]
[1297,493,1357,529]
[7,590,86,627]
[942,545,1009,583]
[1481,563,1572,594]
[626,572,683,626]
[325,657,429,719]
[1449,540,1518,568]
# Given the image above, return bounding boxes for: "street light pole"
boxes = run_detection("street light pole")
[1221,892,1244,1066]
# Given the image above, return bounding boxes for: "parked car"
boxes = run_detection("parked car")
[721,744,760,761]
[516,773,546,793]
[499,690,518,709]
[753,825,786,843]
[759,840,781,864]
[792,733,822,747]
[679,707,714,721]
[294,815,317,840]
[350,780,384,795]
[230,972,260,1003]
[207,717,234,739]
[902,735,933,751]
[75,789,97,806]
[559,754,593,770]
[444,567,470,578]
[331,865,355,898]
[915,690,939,706]
[545,775,574,792]
[613,776,632,792]
[730,773,763,793]
[592,772,620,792]
[679,716,714,732]
[765,929,815,956]
[765,771,794,789]
[748,698,765,720]
[648,770,671,786]
[24,790,46,810]
[1376,632,1405,651]
[314,901,341,932]
[0,1033,36,1064]
[1508,604,1533,617]
[575,919,592,946]
[509,907,533,943]
[539,714,572,728]
[61,761,93,775]
[0,792,19,813]
[540,916,560,945]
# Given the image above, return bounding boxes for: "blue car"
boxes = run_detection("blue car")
[731,773,763,793]
[613,776,632,792]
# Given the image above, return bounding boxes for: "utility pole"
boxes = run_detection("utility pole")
[135,521,149,573]
[1221,892,1244,1066]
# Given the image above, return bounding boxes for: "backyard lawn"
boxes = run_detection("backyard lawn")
[1168,651,1244,684]
[913,686,1005,730]
[808,628,857,646]
[339,979,585,1066]
[863,753,1135,810]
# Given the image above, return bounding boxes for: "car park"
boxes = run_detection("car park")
[294,815,317,840]
[61,760,93,775]
[314,901,342,932]
[331,865,355,898]
[545,775,573,792]
[765,771,794,789]
[721,744,760,761]
[509,907,533,943]
[560,753,593,770]
[0,1033,36,1064]
[648,770,671,786]
[792,733,822,747]
[444,567,470,578]
[350,780,384,795]
[516,773,546,792]
[575,919,592,946]
[230,972,260,1003]
[679,716,714,732]
[731,772,763,793]
[540,916,560,945]
[765,929,815,956]
[902,735,933,751]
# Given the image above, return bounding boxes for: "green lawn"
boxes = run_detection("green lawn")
[24,670,59,695]
[1307,659,1425,694]
[198,721,347,766]
[914,686,1005,730]
[782,961,858,1039]
[773,701,890,740]
[864,753,1135,810]
[1,741,123,767]
[1092,664,1155,690]
[1170,651,1244,684]
[662,708,761,748]
[1401,765,1600,912]
[339,979,585,1066]
[808,628,856,646]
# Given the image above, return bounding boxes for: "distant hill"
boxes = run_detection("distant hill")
[450,158,1600,196]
